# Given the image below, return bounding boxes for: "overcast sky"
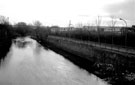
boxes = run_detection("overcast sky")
[0,0,134,26]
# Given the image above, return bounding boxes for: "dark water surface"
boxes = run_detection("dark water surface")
[0,37,108,85]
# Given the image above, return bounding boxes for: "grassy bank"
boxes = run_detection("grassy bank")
[0,24,13,61]
[46,35,135,85]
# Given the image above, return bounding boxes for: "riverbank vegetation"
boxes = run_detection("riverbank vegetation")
[0,16,51,60]
[0,15,135,84]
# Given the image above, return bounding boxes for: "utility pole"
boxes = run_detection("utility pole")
[111,16,116,49]
[68,20,72,38]
[120,18,127,48]
[96,16,101,46]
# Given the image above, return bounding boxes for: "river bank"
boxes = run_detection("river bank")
[42,35,135,85]
[0,25,12,61]
[0,26,135,85]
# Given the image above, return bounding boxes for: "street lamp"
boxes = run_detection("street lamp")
[119,18,127,48]
[119,18,127,27]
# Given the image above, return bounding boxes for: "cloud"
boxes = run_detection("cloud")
[104,0,135,25]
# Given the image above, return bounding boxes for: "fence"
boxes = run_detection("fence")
[48,36,135,57]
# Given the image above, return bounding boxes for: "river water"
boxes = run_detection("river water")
[0,37,108,85]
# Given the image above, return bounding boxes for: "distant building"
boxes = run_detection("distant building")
[103,27,121,32]
[50,26,123,33]
[120,27,135,34]
[82,26,97,31]
[50,26,60,32]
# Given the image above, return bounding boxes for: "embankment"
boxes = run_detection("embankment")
[45,35,135,85]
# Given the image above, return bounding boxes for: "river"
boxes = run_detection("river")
[0,37,108,85]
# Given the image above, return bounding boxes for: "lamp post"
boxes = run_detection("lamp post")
[119,18,127,48]
[119,18,127,27]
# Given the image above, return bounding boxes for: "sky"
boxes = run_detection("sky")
[0,0,134,26]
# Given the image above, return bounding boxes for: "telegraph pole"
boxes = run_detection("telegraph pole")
[120,18,127,48]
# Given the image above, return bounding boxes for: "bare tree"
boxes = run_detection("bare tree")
[16,22,27,27]
[0,15,9,25]
[95,16,102,27]
[95,16,102,44]
[107,16,117,30]
[33,20,42,27]
[108,16,117,48]
[76,22,83,28]
[110,16,117,27]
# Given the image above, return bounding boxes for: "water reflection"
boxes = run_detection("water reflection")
[0,37,108,85]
